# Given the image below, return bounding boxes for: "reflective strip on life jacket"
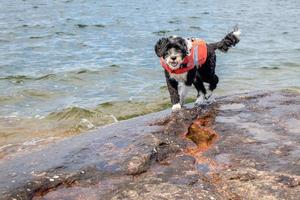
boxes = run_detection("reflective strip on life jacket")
[193,45,199,66]
[191,39,207,66]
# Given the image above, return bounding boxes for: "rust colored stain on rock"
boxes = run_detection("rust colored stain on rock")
[184,111,221,174]
[185,112,219,153]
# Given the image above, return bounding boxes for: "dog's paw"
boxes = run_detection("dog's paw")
[204,91,212,100]
[172,103,182,111]
[204,93,216,105]
[195,93,216,106]
[195,95,205,106]
[205,96,216,105]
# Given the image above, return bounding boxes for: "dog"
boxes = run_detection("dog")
[154,27,240,111]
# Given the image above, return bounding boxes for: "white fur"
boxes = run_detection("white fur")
[178,82,190,105]
[205,94,216,105]
[185,38,193,54]
[233,29,241,40]
[172,103,181,111]
[165,47,184,70]
[169,74,190,109]
[170,73,189,106]
[205,90,213,100]
[195,94,205,105]
[170,72,188,82]
[195,91,216,106]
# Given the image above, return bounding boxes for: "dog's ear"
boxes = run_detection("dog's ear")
[154,38,169,57]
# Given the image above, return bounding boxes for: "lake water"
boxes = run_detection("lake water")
[0,0,299,151]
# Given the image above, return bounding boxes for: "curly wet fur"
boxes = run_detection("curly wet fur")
[155,28,240,109]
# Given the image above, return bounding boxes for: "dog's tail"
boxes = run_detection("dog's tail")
[210,26,241,52]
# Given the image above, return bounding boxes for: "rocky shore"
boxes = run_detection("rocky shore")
[1,90,300,200]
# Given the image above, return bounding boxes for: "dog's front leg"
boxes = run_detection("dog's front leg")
[178,82,190,106]
[164,71,181,111]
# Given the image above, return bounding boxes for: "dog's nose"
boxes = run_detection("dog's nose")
[171,56,176,60]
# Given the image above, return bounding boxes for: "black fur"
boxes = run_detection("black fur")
[155,37,188,59]
[155,29,240,107]
[209,31,240,52]
[155,37,169,57]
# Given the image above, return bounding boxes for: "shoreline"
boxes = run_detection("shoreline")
[1,88,300,159]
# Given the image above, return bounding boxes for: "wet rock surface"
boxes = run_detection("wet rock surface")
[1,90,300,200]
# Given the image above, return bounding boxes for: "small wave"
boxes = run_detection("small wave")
[19,24,54,29]
[189,16,201,19]
[47,107,98,121]
[281,62,300,68]
[74,68,117,75]
[0,39,10,43]
[21,89,60,99]
[76,24,106,28]
[46,99,172,124]
[109,64,120,68]
[261,66,280,70]
[76,69,89,74]
[95,100,173,121]
[72,67,120,76]
[55,31,76,36]
[0,67,121,84]
[45,106,116,132]
[153,30,172,36]
[0,75,30,82]
[261,62,300,70]
[168,19,181,24]
[0,89,57,105]
[76,24,88,28]
[36,74,56,80]
[29,35,52,39]
[153,29,180,36]
[190,26,202,30]
[0,74,56,83]
[0,95,14,103]
[94,24,105,28]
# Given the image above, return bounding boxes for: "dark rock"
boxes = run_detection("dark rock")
[277,175,300,188]
[0,90,300,199]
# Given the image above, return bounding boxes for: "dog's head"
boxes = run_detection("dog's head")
[154,36,188,70]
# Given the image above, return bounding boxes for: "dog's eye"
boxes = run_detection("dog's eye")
[162,52,169,58]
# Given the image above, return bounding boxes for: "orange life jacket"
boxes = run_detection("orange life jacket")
[160,39,207,74]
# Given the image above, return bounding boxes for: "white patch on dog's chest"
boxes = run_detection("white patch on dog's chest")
[170,72,188,83]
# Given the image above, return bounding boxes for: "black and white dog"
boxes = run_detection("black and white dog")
[154,27,240,111]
